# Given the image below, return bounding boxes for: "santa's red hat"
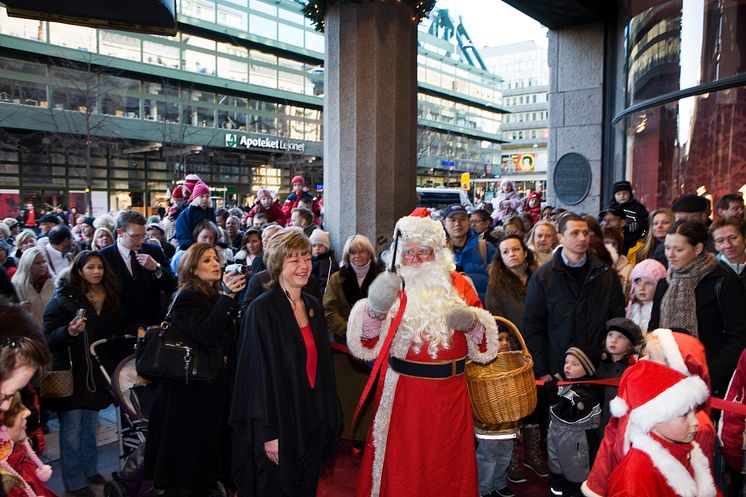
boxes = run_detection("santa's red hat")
[409,207,432,218]
[610,360,708,436]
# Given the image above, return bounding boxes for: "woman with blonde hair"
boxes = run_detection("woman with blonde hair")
[13,230,37,260]
[323,234,380,453]
[90,228,115,252]
[11,247,54,325]
[231,229,340,497]
[628,208,674,265]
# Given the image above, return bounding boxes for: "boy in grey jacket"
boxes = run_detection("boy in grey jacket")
[547,346,601,497]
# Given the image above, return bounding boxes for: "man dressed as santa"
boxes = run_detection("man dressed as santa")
[347,215,499,497]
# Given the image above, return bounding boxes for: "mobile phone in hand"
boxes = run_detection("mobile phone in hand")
[76,308,86,320]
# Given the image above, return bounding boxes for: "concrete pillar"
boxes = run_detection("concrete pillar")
[546,22,605,213]
[323,1,418,254]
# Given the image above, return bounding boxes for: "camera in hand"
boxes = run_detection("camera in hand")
[225,263,247,275]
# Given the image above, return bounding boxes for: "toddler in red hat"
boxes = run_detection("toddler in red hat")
[606,360,717,497]
[173,180,217,250]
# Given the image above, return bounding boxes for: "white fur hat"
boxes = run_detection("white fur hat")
[394,216,446,250]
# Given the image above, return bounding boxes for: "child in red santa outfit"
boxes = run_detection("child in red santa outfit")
[606,359,718,497]
[582,329,716,497]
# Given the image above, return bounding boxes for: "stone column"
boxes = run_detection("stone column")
[546,22,605,213]
[323,1,418,254]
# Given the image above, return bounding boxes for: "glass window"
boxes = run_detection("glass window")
[143,41,180,68]
[249,64,277,88]
[218,41,248,58]
[144,98,180,122]
[277,69,304,94]
[181,0,216,22]
[278,8,305,26]
[249,14,277,39]
[184,50,216,76]
[183,34,216,50]
[0,8,46,41]
[49,23,96,52]
[217,4,247,30]
[306,31,323,53]
[218,57,248,82]
[99,31,141,62]
[0,78,47,106]
[250,0,276,16]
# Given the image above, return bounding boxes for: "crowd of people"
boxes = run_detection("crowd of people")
[0,174,745,497]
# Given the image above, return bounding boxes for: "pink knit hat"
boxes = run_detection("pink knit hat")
[291,175,305,186]
[189,181,211,201]
[630,259,666,283]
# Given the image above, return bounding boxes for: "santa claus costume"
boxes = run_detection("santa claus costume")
[606,360,719,497]
[583,329,716,497]
[347,216,499,497]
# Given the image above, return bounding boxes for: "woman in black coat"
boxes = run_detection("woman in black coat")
[143,242,246,496]
[649,220,746,397]
[230,229,340,497]
[43,250,123,496]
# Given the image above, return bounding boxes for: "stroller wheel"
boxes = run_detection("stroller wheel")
[104,480,125,497]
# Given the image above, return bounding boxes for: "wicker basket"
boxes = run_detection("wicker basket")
[466,316,537,425]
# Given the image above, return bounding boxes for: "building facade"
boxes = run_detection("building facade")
[0,1,505,218]
[482,40,549,201]
[508,0,746,212]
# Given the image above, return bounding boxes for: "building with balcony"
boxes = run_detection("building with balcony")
[0,1,505,217]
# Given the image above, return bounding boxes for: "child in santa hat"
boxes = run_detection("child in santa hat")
[606,360,718,497]
[281,176,320,225]
[582,329,716,497]
[547,345,602,497]
[173,180,217,250]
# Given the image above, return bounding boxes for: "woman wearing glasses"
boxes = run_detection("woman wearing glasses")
[43,250,123,497]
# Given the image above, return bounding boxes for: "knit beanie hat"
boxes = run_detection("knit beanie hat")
[309,228,331,249]
[565,345,599,376]
[609,360,708,436]
[189,181,211,201]
[606,317,642,346]
[630,259,666,284]
[291,175,305,186]
[183,174,201,195]
[613,181,632,194]
[256,187,272,199]
[82,216,96,227]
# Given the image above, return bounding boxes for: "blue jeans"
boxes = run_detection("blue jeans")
[476,438,513,495]
[59,409,100,491]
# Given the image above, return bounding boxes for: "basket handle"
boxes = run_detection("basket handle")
[493,315,533,361]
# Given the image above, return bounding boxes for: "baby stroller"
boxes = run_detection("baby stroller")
[89,336,156,497]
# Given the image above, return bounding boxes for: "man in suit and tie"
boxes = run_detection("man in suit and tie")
[100,210,177,331]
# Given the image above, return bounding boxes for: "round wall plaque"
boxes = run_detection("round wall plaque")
[553,152,592,206]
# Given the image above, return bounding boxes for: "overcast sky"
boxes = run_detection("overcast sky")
[433,0,548,49]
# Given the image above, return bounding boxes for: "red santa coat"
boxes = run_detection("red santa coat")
[607,433,720,497]
[347,272,498,497]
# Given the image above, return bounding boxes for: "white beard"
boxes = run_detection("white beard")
[395,260,466,359]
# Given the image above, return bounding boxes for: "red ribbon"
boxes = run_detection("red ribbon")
[351,289,407,429]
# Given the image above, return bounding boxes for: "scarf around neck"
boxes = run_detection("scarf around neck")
[659,251,718,337]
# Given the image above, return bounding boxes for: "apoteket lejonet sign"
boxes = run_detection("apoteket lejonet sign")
[225,133,305,153]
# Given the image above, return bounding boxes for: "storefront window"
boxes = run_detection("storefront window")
[625,0,746,105]
[620,86,746,209]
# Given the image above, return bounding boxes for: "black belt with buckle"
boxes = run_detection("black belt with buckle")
[388,356,466,379]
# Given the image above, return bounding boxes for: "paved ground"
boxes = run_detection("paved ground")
[42,407,550,497]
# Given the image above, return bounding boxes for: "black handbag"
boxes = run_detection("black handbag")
[135,291,225,385]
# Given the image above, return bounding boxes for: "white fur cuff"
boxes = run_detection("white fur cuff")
[466,307,499,363]
[347,298,394,362]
